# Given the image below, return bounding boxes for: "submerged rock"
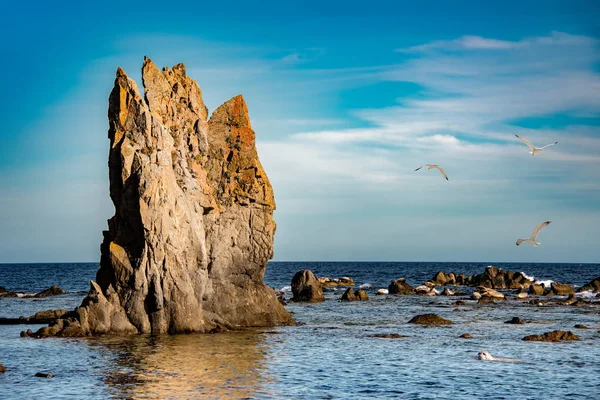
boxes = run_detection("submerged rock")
[388,278,415,295]
[0,363,5,373]
[341,288,369,302]
[408,314,453,326]
[291,270,324,302]
[34,372,53,378]
[574,324,589,329]
[372,333,407,339]
[505,317,525,325]
[522,330,581,342]
[33,58,292,337]
[459,333,472,339]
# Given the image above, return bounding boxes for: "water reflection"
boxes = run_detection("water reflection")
[88,330,277,399]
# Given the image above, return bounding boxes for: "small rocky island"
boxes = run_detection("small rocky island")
[31,58,293,337]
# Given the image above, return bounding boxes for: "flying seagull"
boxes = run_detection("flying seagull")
[516,221,551,247]
[415,164,448,181]
[515,135,558,155]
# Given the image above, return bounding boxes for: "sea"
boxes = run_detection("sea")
[0,262,599,399]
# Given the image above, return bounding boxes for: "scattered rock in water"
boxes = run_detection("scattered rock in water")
[477,298,496,305]
[292,270,325,302]
[408,314,453,326]
[376,289,389,295]
[441,288,455,296]
[454,300,466,305]
[34,372,53,378]
[574,324,589,329]
[477,350,520,362]
[28,285,66,298]
[459,333,472,339]
[529,283,545,295]
[561,295,580,306]
[453,308,461,312]
[515,288,528,299]
[388,278,415,295]
[430,266,531,289]
[522,330,581,342]
[577,276,600,293]
[505,317,525,324]
[477,287,505,299]
[415,282,436,295]
[318,277,355,287]
[0,363,5,373]
[24,318,86,338]
[20,329,33,337]
[276,291,287,305]
[471,292,482,300]
[341,288,368,302]
[0,309,74,325]
[546,282,575,296]
[372,333,408,339]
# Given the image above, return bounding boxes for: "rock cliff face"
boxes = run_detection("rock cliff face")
[46,58,292,335]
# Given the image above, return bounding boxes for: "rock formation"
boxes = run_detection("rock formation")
[546,282,575,296]
[430,267,532,289]
[291,270,324,302]
[318,277,355,287]
[578,276,600,293]
[34,58,292,336]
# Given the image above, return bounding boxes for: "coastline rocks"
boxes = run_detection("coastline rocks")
[431,266,531,289]
[291,270,324,302]
[408,314,453,326]
[33,58,292,337]
[25,318,86,338]
[505,317,525,324]
[522,330,581,342]
[376,289,389,295]
[546,282,575,296]
[0,309,74,325]
[529,283,545,295]
[441,288,455,296]
[578,276,600,293]
[341,288,368,302]
[515,288,528,299]
[318,277,355,287]
[30,285,66,298]
[389,278,415,295]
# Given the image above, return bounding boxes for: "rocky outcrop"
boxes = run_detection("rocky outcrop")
[477,287,505,300]
[341,288,369,301]
[0,309,73,325]
[430,266,532,289]
[33,58,292,336]
[388,278,415,295]
[546,282,575,296]
[408,314,453,325]
[291,270,324,302]
[522,330,580,342]
[578,276,600,293]
[318,277,355,287]
[0,285,66,299]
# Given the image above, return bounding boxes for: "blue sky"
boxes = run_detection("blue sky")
[1,1,599,263]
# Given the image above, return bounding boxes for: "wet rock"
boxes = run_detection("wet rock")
[546,282,575,296]
[561,295,579,306]
[515,288,528,299]
[388,278,415,295]
[276,291,287,305]
[574,324,589,329]
[341,288,368,302]
[0,309,74,325]
[376,289,389,295]
[471,292,482,300]
[453,308,461,312]
[432,271,455,286]
[291,270,324,302]
[522,330,581,342]
[318,277,355,287]
[477,298,497,305]
[505,317,525,324]
[454,300,466,305]
[441,288,455,296]
[372,333,408,339]
[459,333,472,339]
[529,283,545,295]
[578,276,600,293]
[408,314,453,326]
[0,363,5,373]
[0,287,18,298]
[34,372,53,378]
[20,329,33,337]
[431,266,532,289]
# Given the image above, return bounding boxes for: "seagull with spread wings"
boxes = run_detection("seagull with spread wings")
[515,135,558,155]
[516,221,551,247]
[415,164,449,181]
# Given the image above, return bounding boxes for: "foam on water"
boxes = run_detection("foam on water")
[279,285,291,292]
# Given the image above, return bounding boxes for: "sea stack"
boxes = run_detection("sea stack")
[37,58,293,336]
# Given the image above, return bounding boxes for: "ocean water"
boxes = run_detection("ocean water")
[1,262,599,399]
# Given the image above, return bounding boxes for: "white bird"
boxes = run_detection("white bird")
[415,164,448,181]
[516,221,551,247]
[515,135,558,155]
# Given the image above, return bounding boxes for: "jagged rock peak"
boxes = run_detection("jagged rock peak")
[34,58,292,337]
